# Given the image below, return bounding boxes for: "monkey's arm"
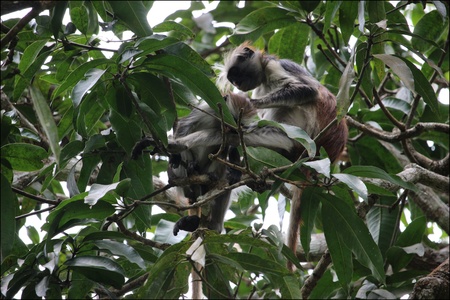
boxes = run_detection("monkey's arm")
[251,81,318,109]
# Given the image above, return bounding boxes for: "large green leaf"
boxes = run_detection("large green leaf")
[320,193,386,284]
[333,173,368,202]
[373,54,439,114]
[30,85,61,165]
[229,7,297,44]
[300,187,322,258]
[13,40,53,100]
[366,197,399,258]
[268,23,309,64]
[373,54,415,93]
[322,0,341,35]
[1,174,16,261]
[71,68,107,108]
[386,216,427,272]
[91,240,145,269]
[129,72,176,130]
[343,165,417,191]
[225,252,288,275]
[323,212,353,292]
[1,143,47,171]
[411,10,447,53]
[108,1,153,37]
[339,1,358,45]
[84,179,130,206]
[52,59,112,99]
[65,256,125,288]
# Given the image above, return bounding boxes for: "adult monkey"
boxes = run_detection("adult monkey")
[168,92,303,235]
[219,42,348,271]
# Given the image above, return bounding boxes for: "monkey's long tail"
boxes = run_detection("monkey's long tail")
[287,186,303,272]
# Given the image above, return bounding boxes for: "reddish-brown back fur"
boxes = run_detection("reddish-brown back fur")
[315,86,348,163]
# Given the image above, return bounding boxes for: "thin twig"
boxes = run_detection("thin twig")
[12,187,61,205]
[373,87,405,130]
[15,205,56,220]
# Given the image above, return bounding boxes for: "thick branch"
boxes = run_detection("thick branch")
[409,258,449,299]
[1,1,57,48]
[346,116,449,141]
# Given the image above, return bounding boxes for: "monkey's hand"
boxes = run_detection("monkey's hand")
[167,140,188,154]
[173,215,200,236]
[132,137,157,159]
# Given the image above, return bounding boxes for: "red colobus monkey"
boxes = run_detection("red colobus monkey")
[169,92,302,235]
[219,42,348,270]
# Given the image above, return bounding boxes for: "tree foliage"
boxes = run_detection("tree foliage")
[1,1,449,299]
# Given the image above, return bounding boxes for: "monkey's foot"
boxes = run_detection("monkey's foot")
[173,215,200,236]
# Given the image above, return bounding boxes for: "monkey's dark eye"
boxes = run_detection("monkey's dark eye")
[243,47,254,58]
[223,95,229,102]
[237,55,247,62]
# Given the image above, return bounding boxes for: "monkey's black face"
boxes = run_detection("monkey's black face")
[227,66,258,91]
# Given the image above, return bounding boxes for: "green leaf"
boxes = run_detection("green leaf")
[373,54,414,92]
[164,42,215,77]
[304,158,331,178]
[277,123,316,158]
[300,187,322,258]
[46,197,114,237]
[323,1,341,35]
[280,275,302,299]
[135,35,180,57]
[1,174,16,261]
[323,211,353,291]
[141,242,191,299]
[26,226,40,244]
[226,252,288,275]
[50,1,68,38]
[343,165,417,191]
[65,256,125,288]
[70,6,88,35]
[52,59,112,99]
[333,173,368,202]
[366,197,399,258]
[71,68,107,108]
[84,179,131,205]
[230,7,297,44]
[336,51,355,119]
[399,57,440,115]
[153,21,194,39]
[268,23,309,64]
[1,143,47,171]
[91,240,145,269]
[60,140,84,167]
[108,1,153,37]
[339,1,358,45]
[121,158,153,232]
[68,272,94,299]
[129,72,176,133]
[320,193,386,284]
[14,43,53,101]
[30,85,61,165]
[412,10,446,53]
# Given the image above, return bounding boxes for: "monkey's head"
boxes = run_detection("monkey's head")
[221,43,265,92]
[223,92,258,125]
